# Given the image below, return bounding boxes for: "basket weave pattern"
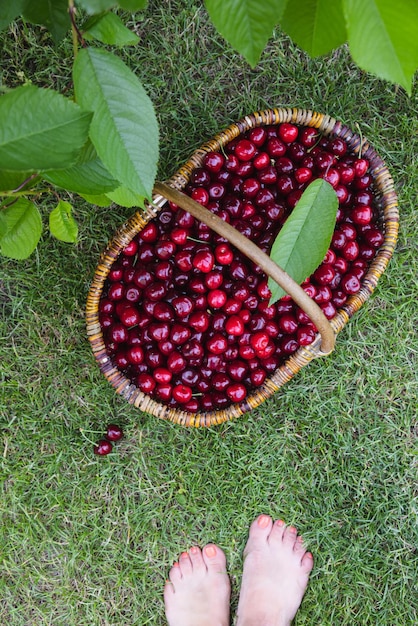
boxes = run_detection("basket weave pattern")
[86,108,399,427]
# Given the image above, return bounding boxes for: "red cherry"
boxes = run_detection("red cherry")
[295,167,313,184]
[191,187,209,206]
[299,127,318,147]
[341,273,361,295]
[203,151,225,172]
[235,139,257,161]
[278,123,298,143]
[139,222,158,242]
[192,249,215,273]
[248,127,267,146]
[226,383,247,403]
[351,205,372,225]
[123,240,138,256]
[215,243,234,265]
[94,439,113,456]
[127,345,144,365]
[354,158,369,177]
[267,137,286,157]
[253,152,271,170]
[137,372,156,393]
[105,424,124,442]
[172,384,193,404]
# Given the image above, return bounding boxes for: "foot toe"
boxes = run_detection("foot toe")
[178,551,193,576]
[246,514,273,546]
[293,535,306,556]
[188,546,206,573]
[202,543,227,573]
[268,518,286,543]
[301,551,314,574]
[282,524,298,549]
[168,561,182,584]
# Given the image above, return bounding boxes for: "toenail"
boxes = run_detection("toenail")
[257,514,270,528]
[173,562,179,567]
[180,552,188,559]
[288,526,297,534]
[190,546,199,555]
[275,519,285,527]
[204,545,217,558]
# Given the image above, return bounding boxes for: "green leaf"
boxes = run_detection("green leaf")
[76,0,117,14]
[0,0,25,31]
[43,141,119,194]
[0,85,93,171]
[281,0,347,56]
[0,198,42,259]
[268,179,338,304]
[0,170,38,192]
[0,212,8,237]
[80,192,113,206]
[106,185,145,207]
[73,48,159,199]
[204,0,287,66]
[49,200,78,243]
[22,0,70,43]
[344,0,418,94]
[83,11,140,46]
[118,0,148,9]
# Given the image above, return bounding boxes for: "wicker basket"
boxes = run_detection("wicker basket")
[86,108,399,427]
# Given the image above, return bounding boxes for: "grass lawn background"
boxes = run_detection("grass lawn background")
[0,1,417,624]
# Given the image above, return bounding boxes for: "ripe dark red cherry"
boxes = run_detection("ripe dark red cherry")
[192,249,215,273]
[94,439,113,456]
[300,127,318,147]
[354,158,369,177]
[227,382,247,403]
[278,123,298,143]
[106,424,124,442]
[203,151,225,172]
[235,139,257,161]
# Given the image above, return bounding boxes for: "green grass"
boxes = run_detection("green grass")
[1,1,417,624]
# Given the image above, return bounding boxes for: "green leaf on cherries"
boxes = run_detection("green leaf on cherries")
[281,0,347,57]
[344,0,418,95]
[0,198,42,259]
[0,85,92,171]
[73,48,159,200]
[268,179,338,304]
[83,12,140,46]
[49,200,78,244]
[204,0,287,67]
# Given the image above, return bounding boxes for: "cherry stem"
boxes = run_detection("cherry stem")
[68,0,86,56]
[153,181,336,355]
[12,172,39,193]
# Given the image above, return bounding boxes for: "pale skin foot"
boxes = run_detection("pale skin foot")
[236,515,314,626]
[164,543,230,626]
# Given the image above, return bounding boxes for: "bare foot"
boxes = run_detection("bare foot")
[164,543,230,626]
[235,515,314,626]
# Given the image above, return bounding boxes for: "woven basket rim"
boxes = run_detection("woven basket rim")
[86,107,399,427]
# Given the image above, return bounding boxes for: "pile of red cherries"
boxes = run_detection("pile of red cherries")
[98,122,384,413]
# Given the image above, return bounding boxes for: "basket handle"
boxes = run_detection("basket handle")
[153,181,336,355]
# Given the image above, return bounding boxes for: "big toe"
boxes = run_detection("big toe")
[202,544,228,574]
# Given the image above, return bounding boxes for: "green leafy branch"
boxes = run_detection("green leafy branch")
[0,0,416,286]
